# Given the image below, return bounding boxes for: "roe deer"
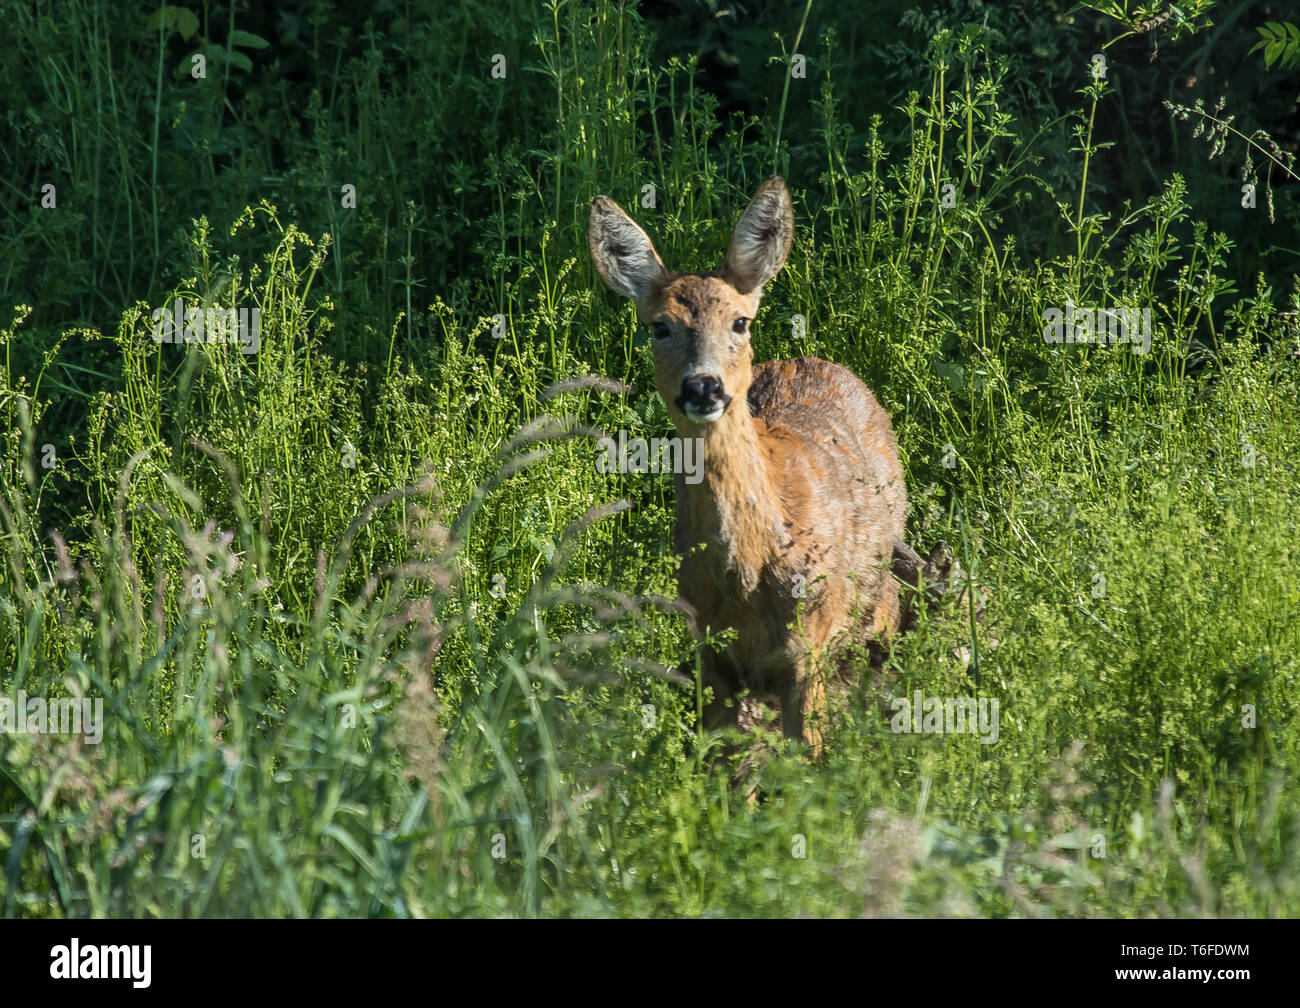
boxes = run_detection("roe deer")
[588,177,907,754]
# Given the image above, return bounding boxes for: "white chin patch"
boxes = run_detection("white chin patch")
[685,402,726,423]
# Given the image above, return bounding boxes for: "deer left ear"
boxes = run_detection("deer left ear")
[588,195,668,304]
[721,177,794,295]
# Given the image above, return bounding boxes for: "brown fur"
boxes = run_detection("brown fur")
[589,178,906,754]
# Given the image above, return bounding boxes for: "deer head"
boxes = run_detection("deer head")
[588,177,794,430]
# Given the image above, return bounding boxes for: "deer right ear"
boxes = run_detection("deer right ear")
[588,196,667,303]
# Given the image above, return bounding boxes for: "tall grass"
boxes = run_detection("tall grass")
[1,0,1298,916]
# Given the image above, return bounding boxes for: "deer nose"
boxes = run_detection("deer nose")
[676,374,732,415]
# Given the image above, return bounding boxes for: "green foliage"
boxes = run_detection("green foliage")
[1,0,1298,917]
[1250,21,1300,71]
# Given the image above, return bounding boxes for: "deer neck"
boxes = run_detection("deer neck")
[678,403,782,594]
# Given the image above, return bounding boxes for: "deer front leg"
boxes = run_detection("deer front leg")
[700,647,743,735]
[782,664,827,757]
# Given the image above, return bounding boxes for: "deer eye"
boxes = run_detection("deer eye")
[732,317,749,333]
[651,322,671,340]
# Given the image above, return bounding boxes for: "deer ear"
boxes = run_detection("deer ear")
[588,196,668,303]
[721,177,793,295]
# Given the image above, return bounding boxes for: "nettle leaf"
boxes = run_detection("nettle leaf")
[206,44,254,73]
[228,29,271,50]
[1249,22,1300,70]
[148,4,200,41]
